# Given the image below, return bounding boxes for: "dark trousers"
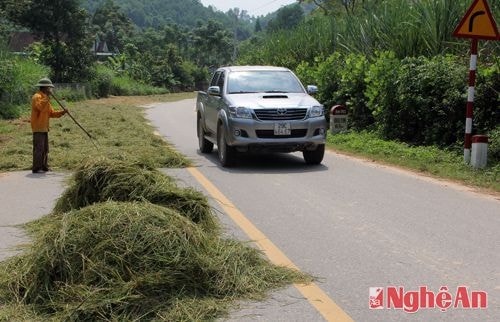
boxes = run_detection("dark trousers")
[32,132,49,171]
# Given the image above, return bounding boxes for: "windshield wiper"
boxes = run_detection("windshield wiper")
[228,91,257,94]
[264,90,288,93]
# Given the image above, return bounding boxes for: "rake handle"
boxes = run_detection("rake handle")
[51,94,93,139]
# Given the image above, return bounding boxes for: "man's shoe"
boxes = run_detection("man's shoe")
[32,169,44,174]
[42,167,51,172]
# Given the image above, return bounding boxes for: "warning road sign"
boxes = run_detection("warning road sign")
[453,0,499,40]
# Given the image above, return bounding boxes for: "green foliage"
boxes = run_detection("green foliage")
[84,0,239,29]
[4,0,93,83]
[327,131,499,191]
[90,64,114,98]
[364,51,402,136]
[488,126,500,163]
[298,50,498,148]
[387,55,466,145]
[267,4,305,33]
[475,62,500,134]
[335,54,372,129]
[0,50,50,119]
[241,0,499,63]
[110,75,168,96]
[191,20,234,67]
[239,16,337,69]
[90,0,135,52]
[55,87,88,102]
[365,55,498,146]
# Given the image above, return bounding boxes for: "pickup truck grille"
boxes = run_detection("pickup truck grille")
[254,108,307,121]
[256,129,307,139]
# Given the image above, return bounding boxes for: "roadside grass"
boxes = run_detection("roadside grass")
[327,131,500,192]
[111,76,170,96]
[0,160,310,321]
[0,92,196,172]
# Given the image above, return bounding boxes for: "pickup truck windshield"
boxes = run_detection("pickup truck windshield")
[227,71,304,94]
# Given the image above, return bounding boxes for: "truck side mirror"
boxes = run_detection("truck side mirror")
[208,86,221,96]
[307,85,318,95]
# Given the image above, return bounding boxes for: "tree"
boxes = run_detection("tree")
[3,0,92,82]
[91,0,136,52]
[255,18,262,33]
[192,20,233,67]
[267,4,305,32]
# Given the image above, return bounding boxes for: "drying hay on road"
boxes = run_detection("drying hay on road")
[0,160,311,320]
[54,158,217,232]
[0,202,308,321]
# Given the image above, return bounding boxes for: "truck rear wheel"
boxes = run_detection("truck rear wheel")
[197,115,213,153]
[217,123,236,167]
[303,144,325,165]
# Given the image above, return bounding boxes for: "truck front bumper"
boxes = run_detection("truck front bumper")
[225,117,327,152]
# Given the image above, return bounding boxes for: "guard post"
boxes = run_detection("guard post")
[330,105,348,134]
[471,135,488,169]
[452,0,499,164]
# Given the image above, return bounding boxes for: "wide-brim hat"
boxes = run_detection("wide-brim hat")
[35,77,54,88]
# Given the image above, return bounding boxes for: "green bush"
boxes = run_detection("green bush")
[90,64,113,98]
[389,55,467,145]
[364,51,402,138]
[0,51,50,119]
[312,53,343,110]
[336,54,373,130]
[475,62,500,135]
[488,126,500,163]
[298,52,497,148]
[53,83,90,102]
[296,53,373,129]
[0,104,22,119]
[111,75,169,96]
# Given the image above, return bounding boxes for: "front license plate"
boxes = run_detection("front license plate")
[274,122,291,135]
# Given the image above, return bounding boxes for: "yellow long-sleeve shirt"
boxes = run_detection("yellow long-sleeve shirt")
[31,91,65,132]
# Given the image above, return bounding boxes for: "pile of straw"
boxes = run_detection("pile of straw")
[54,158,217,231]
[0,159,309,320]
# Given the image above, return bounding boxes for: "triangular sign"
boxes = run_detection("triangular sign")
[453,0,499,40]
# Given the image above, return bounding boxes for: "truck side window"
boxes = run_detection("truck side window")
[216,72,225,93]
[210,72,221,87]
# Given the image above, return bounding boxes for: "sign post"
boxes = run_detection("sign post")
[452,0,499,163]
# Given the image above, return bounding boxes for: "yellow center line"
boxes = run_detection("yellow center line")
[187,167,354,322]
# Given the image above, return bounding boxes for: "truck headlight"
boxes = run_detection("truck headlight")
[309,106,324,118]
[229,106,253,119]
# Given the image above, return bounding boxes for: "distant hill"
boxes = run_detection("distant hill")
[83,0,233,28]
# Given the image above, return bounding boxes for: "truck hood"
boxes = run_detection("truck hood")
[225,93,321,109]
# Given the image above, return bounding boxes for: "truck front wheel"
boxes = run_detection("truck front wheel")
[217,123,236,167]
[303,144,325,165]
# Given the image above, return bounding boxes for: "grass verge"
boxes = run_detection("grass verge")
[0,160,310,321]
[0,93,195,171]
[327,131,499,192]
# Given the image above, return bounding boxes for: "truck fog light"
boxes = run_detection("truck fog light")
[319,128,326,135]
[234,129,241,136]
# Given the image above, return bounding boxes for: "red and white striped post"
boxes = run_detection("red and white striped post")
[464,39,478,163]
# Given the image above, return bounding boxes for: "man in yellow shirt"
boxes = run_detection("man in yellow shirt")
[31,78,66,173]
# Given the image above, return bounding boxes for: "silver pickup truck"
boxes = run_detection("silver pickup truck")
[196,66,327,167]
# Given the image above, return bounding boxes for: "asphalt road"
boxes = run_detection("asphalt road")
[0,171,66,261]
[146,98,500,322]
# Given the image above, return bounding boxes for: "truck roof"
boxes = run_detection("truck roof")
[218,66,291,72]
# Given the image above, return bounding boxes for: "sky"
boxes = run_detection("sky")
[200,0,298,17]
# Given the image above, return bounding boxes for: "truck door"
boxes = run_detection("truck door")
[206,71,225,133]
